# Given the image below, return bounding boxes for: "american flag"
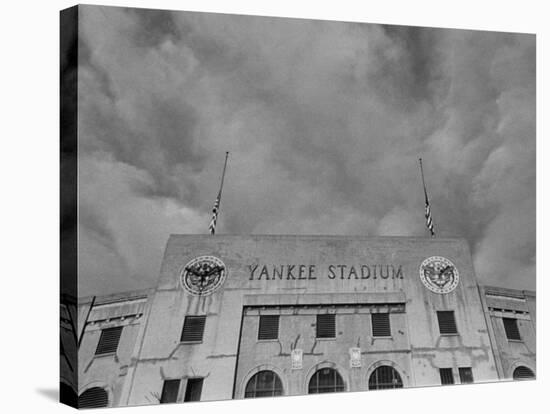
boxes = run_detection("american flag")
[419,158,435,237]
[424,195,435,237]
[208,152,229,235]
[209,195,220,235]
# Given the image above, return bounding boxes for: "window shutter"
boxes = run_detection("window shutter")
[184,378,204,402]
[160,379,180,404]
[316,314,336,338]
[503,318,521,340]
[95,326,123,355]
[245,371,284,398]
[437,311,458,335]
[181,316,206,342]
[308,368,345,393]
[258,315,280,340]
[371,313,391,337]
[459,367,474,384]
[78,387,109,408]
[439,368,454,385]
[368,366,403,390]
[513,366,535,380]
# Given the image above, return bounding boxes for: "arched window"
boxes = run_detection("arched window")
[78,387,109,408]
[244,370,283,398]
[368,366,403,390]
[513,366,535,380]
[308,368,345,394]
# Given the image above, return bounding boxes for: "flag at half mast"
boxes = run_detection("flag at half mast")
[419,158,435,237]
[209,152,229,235]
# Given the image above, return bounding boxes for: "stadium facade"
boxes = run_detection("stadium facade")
[60,235,536,408]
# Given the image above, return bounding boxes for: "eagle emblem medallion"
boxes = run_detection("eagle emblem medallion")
[419,256,459,294]
[181,256,226,296]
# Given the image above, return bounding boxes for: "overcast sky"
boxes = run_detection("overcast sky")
[77,6,535,297]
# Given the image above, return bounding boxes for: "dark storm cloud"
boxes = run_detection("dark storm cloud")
[77,5,535,296]
[129,8,182,47]
[375,25,444,106]
[79,204,118,253]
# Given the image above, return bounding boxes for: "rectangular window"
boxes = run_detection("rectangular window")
[459,367,474,384]
[181,316,206,342]
[316,314,336,338]
[160,379,180,404]
[258,315,280,340]
[437,311,458,335]
[95,326,123,355]
[439,368,454,385]
[371,313,391,337]
[184,378,204,402]
[503,317,521,340]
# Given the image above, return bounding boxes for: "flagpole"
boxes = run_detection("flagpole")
[419,158,427,199]
[419,158,435,237]
[209,152,230,235]
[218,151,229,200]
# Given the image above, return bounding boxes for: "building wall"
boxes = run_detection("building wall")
[69,235,536,408]
[124,235,499,405]
[77,291,151,407]
[235,302,411,397]
[480,286,536,379]
[60,296,78,397]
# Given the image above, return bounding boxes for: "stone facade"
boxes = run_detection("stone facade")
[63,235,536,408]
[479,285,536,379]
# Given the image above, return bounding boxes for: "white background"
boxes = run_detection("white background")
[0,0,546,413]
